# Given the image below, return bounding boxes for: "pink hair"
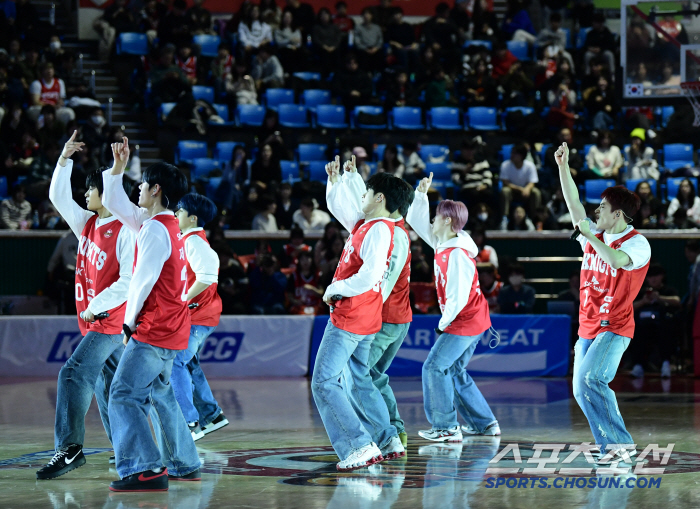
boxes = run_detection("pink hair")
[436,200,468,233]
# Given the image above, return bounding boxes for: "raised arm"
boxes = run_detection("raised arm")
[325,155,364,232]
[341,159,365,212]
[556,142,586,227]
[48,130,94,237]
[102,137,148,233]
[405,172,437,249]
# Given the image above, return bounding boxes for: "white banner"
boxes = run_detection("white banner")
[0,316,313,377]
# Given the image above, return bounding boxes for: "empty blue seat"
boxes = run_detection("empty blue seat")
[206,177,222,200]
[210,104,234,125]
[467,107,499,130]
[667,177,699,200]
[281,160,301,182]
[214,141,240,162]
[576,27,591,49]
[293,72,322,82]
[193,34,221,58]
[390,107,424,129]
[420,144,449,162]
[175,140,207,165]
[507,40,529,60]
[425,162,452,181]
[264,88,295,109]
[584,179,616,204]
[306,161,329,181]
[235,105,266,126]
[427,107,461,130]
[663,143,694,170]
[625,178,657,197]
[658,105,674,128]
[192,85,215,104]
[190,158,219,180]
[429,179,451,198]
[158,102,176,125]
[351,106,387,129]
[463,40,492,50]
[116,33,148,56]
[301,89,331,109]
[315,105,348,128]
[278,104,309,128]
[500,144,514,161]
[297,143,328,163]
[562,27,572,49]
[0,175,7,199]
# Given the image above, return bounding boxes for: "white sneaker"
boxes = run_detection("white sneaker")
[631,364,644,378]
[188,422,205,441]
[462,422,501,436]
[418,426,463,442]
[380,436,405,460]
[661,361,671,378]
[337,443,383,471]
[418,443,463,459]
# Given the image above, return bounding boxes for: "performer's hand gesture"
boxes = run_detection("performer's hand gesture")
[325,155,340,184]
[343,154,357,174]
[61,130,85,161]
[576,217,591,237]
[555,142,569,170]
[417,172,434,194]
[111,136,131,174]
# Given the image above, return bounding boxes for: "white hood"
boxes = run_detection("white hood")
[436,231,478,258]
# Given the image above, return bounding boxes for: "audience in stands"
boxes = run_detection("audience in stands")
[292,197,331,230]
[0,184,31,229]
[497,263,536,314]
[585,130,623,180]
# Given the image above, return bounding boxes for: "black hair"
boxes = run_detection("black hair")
[217,42,230,52]
[290,226,304,239]
[512,143,528,159]
[647,263,665,278]
[366,172,405,214]
[177,193,218,227]
[592,12,606,24]
[462,138,477,150]
[317,7,332,22]
[550,12,562,22]
[41,104,56,116]
[300,197,314,208]
[478,263,496,275]
[435,2,450,15]
[258,43,274,55]
[86,167,133,197]
[397,178,414,217]
[393,6,404,15]
[142,162,188,211]
[509,263,525,275]
[361,6,373,16]
[335,1,347,8]
[11,184,25,197]
[686,239,700,252]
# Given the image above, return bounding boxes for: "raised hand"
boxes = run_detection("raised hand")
[325,155,340,183]
[555,142,569,169]
[61,130,85,159]
[417,172,434,193]
[111,136,131,173]
[343,154,357,173]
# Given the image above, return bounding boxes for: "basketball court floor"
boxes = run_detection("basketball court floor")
[1,376,700,508]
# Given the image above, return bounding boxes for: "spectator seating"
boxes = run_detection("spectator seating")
[427,107,462,130]
[192,85,215,104]
[175,141,207,165]
[235,105,266,126]
[314,105,348,128]
[466,107,499,130]
[425,162,451,181]
[663,143,694,170]
[576,27,591,49]
[214,141,240,163]
[306,161,328,181]
[191,158,219,180]
[158,102,176,125]
[281,160,301,182]
[502,106,534,128]
[463,40,492,50]
[562,27,572,49]
[657,106,674,128]
[206,177,222,200]
[584,179,616,204]
[293,72,322,82]
[507,40,529,60]
[625,178,657,197]
[500,144,513,161]
[420,144,449,162]
[390,107,424,129]
[297,143,328,163]
[0,176,7,200]
[351,106,387,129]
[667,177,699,200]
[210,104,235,125]
[374,144,403,162]
[263,88,295,109]
[193,34,221,58]
[116,33,148,56]
[278,104,310,128]
[301,89,332,110]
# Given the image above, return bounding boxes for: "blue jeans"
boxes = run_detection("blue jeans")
[422,331,496,431]
[109,339,201,478]
[573,332,634,452]
[171,325,221,425]
[311,320,397,460]
[54,331,124,450]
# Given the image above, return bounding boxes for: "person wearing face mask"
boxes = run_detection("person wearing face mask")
[82,107,109,154]
[497,263,535,314]
[45,36,66,67]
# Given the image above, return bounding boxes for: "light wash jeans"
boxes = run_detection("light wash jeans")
[54,331,124,450]
[422,331,497,431]
[171,324,221,425]
[572,332,634,452]
[108,339,201,479]
[311,320,397,460]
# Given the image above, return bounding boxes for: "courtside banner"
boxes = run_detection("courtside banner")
[0,316,313,377]
[309,315,571,377]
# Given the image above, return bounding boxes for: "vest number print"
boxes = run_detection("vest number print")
[341,233,354,264]
[599,296,613,314]
[181,266,188,302]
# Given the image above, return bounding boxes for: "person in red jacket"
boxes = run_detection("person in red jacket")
[102,139,200,492]
[407,172,501,442]
[491,41,518,80]
[173,193,228,441]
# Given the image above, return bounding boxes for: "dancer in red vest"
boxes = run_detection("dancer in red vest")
[37,131,136,480]
[556,142,650,464]
[102,139,201,492]
[407,172,500,442]
[172,193,228,440]
[312,157,407,471]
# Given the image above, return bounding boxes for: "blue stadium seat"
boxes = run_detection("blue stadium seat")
[366,162,377,174]
[507,40,529,60]
[463,40,492,50]
[297,143,328,163]
[667,177,699,200]
[190,158,219,180]
[278,104,309,128]
[263,88,295,109]
[425,162,451,181]
[625,178,657,197]
[192,85,215,104]
[206,177,222,200]
[281,160,301,182]
[315,105,348,128]
[158,102,176,125]
[663,143,694,170]
[301,89,332,110]
[210,104,234,125]
[427,107,461,130]
[539,143,552,162]
[373,144,403,162]
[390,107,424,129]
[116,33,148,56]
[576,27,591,49]
[235,104,266,126]
[193,34,221,58]
[293,72,322,82]
[658,105,674,128]
[420,144,449,162]
[467,107,499,130]
[351,106,387,129]
[502,106,534,127]
[562,27,572,49]
[214,141,240,163]
[429,179,451,198]
[175,141,207,165]
[306,161,329,181]
[0,175,7,199]
[584,179,616,204]
[500,144,514,161]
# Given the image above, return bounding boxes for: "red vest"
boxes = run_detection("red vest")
[435,247,491,336]
[579,230,649,339]
[75,216,126,335]
[291,269,322,314]
[132,215,191,350]
[40,78,61,105]
[331,219,394,335]
[220,54,233,75]
[482,280,503,308]
[178,55,197,79]
[382,219,412,324]
[182,230,222,327]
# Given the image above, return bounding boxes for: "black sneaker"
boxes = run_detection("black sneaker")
[202,413,229,436]
[109,468,168,492]
[168,468,201,481]
[109,456,115,464]
[189,422,205,441]
[36,445,86,480]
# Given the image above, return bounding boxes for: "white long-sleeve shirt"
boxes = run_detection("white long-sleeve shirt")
[48,160,135,314]
[325,174,396,299]
[102,170,173,329]
[238,20,273,48]
[667,196,700,225]
[406,190,479,330]
[184,227,219,286]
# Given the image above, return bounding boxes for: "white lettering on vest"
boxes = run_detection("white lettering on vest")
[78,235,107,271]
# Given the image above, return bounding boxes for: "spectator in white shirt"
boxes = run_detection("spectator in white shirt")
[499,143,541,225]
[238,5,272,55]
[293,197,331,230]
[667,178,700,227]
[0,184,32,229]
[586,131,623,180]
[252,196,280,231]
[28,62,75,125]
